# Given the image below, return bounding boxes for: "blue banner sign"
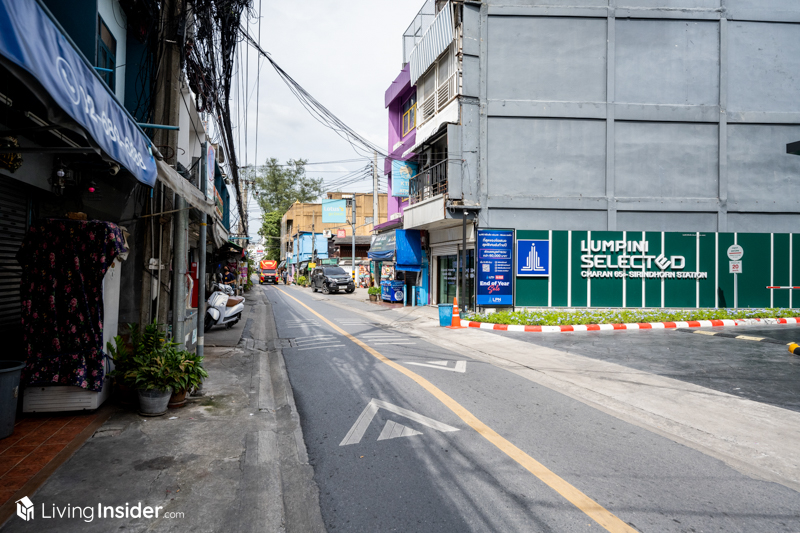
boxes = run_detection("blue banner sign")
[0,0,157,187]
[477,229,514,306]
[321,199,347,223]
[391,160,417,197]
[381,280,405,302]
[516,239,550,277]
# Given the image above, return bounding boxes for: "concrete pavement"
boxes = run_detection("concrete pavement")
[310,285,800,493]
[1,289,324,532]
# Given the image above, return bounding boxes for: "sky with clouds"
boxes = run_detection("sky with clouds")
[228,1,424,241]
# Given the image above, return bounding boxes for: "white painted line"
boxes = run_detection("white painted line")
[295,339,340,346]
[296,344,345,351]
[340,399,459,446]
[377,420,421,441]
[405,361,466,373]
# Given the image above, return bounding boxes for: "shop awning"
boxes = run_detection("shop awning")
[0,0,158,187]
[368,230,396,261]
[277,260,286,269]
[396,229,422,272]
[157,160,215,217]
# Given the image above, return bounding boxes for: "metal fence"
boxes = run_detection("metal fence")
[409,159,447,204]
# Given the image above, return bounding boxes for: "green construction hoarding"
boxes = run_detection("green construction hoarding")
[513,230,800,309]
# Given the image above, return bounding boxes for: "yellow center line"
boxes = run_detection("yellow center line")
[276,287,636,533]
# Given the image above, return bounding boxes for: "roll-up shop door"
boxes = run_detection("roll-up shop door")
[0,175,28,347]
[431,243,459,256]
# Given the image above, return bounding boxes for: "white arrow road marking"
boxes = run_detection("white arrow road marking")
[377,420,422,441]
[339,399,459,446]
[404,361,467,373]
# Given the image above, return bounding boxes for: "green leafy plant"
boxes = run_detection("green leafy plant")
[368,286,381,296]
[297,275,307,286]
[114,321,187,392]
[172,352,208,394]
[463,307,800,327]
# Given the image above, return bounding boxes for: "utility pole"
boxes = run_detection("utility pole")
[373,151,378,227]
[312,209,316,264]
[197,141,208,359]
[352,196,356,281]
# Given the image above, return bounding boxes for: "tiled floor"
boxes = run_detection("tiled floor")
[0,414,97,506]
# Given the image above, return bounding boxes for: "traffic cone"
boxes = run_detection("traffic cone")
[447,297,464,329]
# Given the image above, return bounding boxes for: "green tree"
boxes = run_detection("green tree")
[253,158,323,214]
[258,211,282,261]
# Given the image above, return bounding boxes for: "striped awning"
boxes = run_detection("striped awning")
[409,2,453,85]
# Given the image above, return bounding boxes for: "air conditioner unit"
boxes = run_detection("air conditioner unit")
[323,230,332,238]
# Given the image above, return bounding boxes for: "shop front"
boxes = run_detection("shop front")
[368,229,425,303]
[428,226,476,308]
[510,229,800,309]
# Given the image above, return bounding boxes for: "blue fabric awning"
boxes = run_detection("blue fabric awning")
[395,229,422,272]
[0,0,158,187]
[368,230,396,261]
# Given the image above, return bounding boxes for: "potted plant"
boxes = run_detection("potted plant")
[121,321,183,416]
[297,275,307,287]
[368,286,380,302]
[168,352,208,408]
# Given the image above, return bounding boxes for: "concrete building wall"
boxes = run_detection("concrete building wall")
[465,1,800,233]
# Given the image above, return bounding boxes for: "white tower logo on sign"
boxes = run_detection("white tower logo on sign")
[521,244,546,273]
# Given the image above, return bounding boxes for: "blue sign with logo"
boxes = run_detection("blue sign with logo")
[477,229,514,306]
[321,199,347,223]
[516,239,550,277]
[391,160,417,197]
[0,0,157,187]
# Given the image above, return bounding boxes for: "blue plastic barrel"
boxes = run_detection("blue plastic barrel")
[438,304,454,327]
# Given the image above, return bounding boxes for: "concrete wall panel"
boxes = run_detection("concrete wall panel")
[615,122,719,198]
[487,17,607,102]
[618,0,718,7]
[727,124,800,211]
[727,213,800,233]
[616,20,719,106]
[487,0,608,6]
[726,0,800,14]
[728,22,800,113]
[488,117,606,197]
[487,208,608,231]
[617,211,718,232]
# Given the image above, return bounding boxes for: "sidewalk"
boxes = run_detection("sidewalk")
[1,289,324,532]
[292,284,800,493]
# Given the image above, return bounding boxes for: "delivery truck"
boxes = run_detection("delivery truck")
[259,260,278,284]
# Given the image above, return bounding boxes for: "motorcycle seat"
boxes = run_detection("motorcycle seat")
[226,296,244,307]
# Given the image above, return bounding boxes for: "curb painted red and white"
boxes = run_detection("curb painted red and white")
[459,317,800,333]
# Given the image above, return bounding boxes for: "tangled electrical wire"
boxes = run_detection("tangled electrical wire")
[185,0,255,235]
[237,25,391,164]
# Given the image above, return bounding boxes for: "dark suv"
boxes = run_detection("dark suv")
[311,266,355,294]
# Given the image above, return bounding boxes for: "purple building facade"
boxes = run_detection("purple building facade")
[374,64,416,231]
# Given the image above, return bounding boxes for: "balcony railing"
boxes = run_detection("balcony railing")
[409,159,447,205]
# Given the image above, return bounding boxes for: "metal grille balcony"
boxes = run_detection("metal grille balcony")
[409,159,447,205]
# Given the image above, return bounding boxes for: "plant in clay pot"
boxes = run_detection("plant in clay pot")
[368,286,380,301]
[168,352,208,408]
[121,321,184,416]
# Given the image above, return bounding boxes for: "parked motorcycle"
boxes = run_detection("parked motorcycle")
[204,281,245,332]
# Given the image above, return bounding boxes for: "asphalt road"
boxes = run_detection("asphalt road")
[487,325,800,413]
[263,285,800,532]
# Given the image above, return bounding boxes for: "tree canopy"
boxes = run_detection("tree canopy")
[253,158,323,261]
[253,158,323,214]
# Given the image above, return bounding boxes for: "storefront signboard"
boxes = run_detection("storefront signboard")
[381,280,405,302]
[477,229,514,306]
[337,229,346,239]
[322,199,347,223]
[515,230,798,309]
[207,144,216,200]
[391,160,416,197]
